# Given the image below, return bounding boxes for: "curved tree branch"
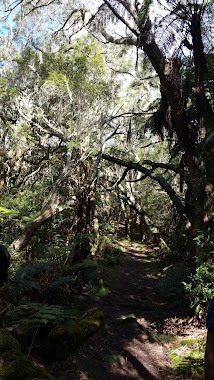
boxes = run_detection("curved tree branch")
[101,153,185,215]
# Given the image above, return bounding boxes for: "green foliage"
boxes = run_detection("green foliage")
[2,187,43,220]
[156,264,191,300]
[0,77,18,99]
[0,206,18,216]
[6,302,72,331]
[0,206,18,231]
[100,240,125,265]
[183,262,214,317]
[104,250,124,266]
[47,275,77,291]
[71,249,123,296]
[170,338,205,376]
[72,258,101,270]
[12,260,81,306]
[151,332,176,344]
[14,262,52,294]
[168,229,190,262]
[16,40,108,99]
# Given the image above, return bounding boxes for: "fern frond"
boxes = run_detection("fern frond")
[6,302,73,329]
[47,276,76,290]
[14,262,52,293]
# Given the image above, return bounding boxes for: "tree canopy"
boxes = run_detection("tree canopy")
[0,0,212,258]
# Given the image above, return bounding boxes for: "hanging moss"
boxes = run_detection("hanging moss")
[137,0,152,27]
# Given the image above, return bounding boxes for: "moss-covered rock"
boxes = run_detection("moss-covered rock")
[48,309,103,359]
[67,314,102,342]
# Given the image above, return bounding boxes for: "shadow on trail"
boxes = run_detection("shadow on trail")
[53,245,192,380]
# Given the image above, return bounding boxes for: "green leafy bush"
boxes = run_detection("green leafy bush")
[157,264,191,300]
[183,262,214,317]
[167,229,191,262]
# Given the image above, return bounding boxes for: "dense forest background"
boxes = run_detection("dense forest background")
[0,0,213,379]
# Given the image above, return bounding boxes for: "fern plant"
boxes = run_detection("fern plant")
[13,262,52,294]
[6,302,73,331]
[47,275,77,290]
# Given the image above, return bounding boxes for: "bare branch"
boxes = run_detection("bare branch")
[141,159,181,173]
[26,0,56,15]
[53,9,79,35]
[102,111,153,125]
[18,109,67,142]
[117,0,138,21]
[108,167,129,189]
[103,0,139,37]
[101,28,137,45]
[126,174,147,182]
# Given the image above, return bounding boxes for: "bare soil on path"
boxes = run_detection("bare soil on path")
[50,242,206,380]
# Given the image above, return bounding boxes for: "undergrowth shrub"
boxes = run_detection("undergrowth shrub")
[98,239,125,265]
[13,262,52,294]
[165,229,194,264]
[71,247,124,297]
[183,262,214,317]
[157,264,192,300]
[3,237,125,357]
[9,240,124,305]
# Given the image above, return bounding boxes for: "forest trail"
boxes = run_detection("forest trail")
[50,242,205,380]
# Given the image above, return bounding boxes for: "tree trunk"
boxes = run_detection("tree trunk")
[11,151,72,251]
[72,194,92,264]
[11,208,55,251]
[72,160,98,263]
[102,3,214,257]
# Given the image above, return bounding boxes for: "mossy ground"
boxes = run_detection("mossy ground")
[169,336,205,377]
[0,329,56,380]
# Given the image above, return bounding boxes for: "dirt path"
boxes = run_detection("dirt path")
[50,243,206,380]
